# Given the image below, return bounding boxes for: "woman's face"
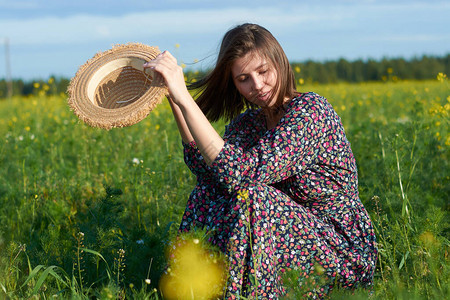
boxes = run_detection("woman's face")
[231,51,278,109]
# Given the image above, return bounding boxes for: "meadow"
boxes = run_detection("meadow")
[0,78,448,299]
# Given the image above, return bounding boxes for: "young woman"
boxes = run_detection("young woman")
[144,23,377,299]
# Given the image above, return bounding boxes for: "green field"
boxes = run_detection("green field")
[0,79,448,299]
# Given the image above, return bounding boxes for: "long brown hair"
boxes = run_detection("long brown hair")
[189,23,297,122]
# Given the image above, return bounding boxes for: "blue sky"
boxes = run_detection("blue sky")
[0,0,449,80]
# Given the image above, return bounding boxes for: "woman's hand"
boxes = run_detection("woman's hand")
[143,51,191,106]
[144,50,224,165]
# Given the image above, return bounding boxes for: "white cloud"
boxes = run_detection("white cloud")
[0,6,330,46]
[2,1,447,47]
[0,1,448,79]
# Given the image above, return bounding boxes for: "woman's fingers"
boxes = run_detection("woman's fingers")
[159,50,177,63]
[143,51,179,79]
[143,51,176,69]
[143,51,190,105]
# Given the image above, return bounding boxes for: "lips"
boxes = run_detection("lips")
[256,91,271,102]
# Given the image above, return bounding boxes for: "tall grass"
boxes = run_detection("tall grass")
[0,79,448,298]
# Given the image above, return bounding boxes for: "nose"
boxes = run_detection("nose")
[252,76,264,91]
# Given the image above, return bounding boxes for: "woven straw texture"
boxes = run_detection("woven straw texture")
[67,43,168,129]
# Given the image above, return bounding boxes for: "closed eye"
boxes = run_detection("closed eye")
[237,76,248,82]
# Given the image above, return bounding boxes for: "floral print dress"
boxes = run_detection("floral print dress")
[179,92,377,299]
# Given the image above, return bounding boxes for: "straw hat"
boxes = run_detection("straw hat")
[67,43,168,129]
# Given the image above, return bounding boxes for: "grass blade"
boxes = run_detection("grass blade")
[20,264,45,288]
[1,281,7,294]
[398,251,409,271]
[31,265,58,294]
[80,248,112,279]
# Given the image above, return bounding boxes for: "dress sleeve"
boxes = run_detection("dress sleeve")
[210,93,328,193]
[182,140,213,178]
[182,110,256,179]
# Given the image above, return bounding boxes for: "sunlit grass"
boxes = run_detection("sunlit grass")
[0,79,448,299]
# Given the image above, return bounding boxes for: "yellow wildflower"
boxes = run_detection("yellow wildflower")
[237,189,249,200]
[437,72,447,82]
[160,241,225,300]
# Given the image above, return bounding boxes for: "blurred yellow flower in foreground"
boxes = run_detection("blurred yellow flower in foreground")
[160,239,225,299]
[437,72,447,82]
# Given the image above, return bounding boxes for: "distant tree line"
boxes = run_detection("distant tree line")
[0,76,70,99]
[289,54,450,84]
[185,54,450,85]
[0,54,448,98]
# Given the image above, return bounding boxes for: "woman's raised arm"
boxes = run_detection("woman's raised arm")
[144,51,224,165]
[167,95,194,144]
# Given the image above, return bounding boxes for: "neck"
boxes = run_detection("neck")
[263,107,283,129]
[262,96,290,129]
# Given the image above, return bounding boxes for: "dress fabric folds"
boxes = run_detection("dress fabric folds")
[179,92,377,299]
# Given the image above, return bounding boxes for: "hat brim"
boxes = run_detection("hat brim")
[67,43,168,130]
